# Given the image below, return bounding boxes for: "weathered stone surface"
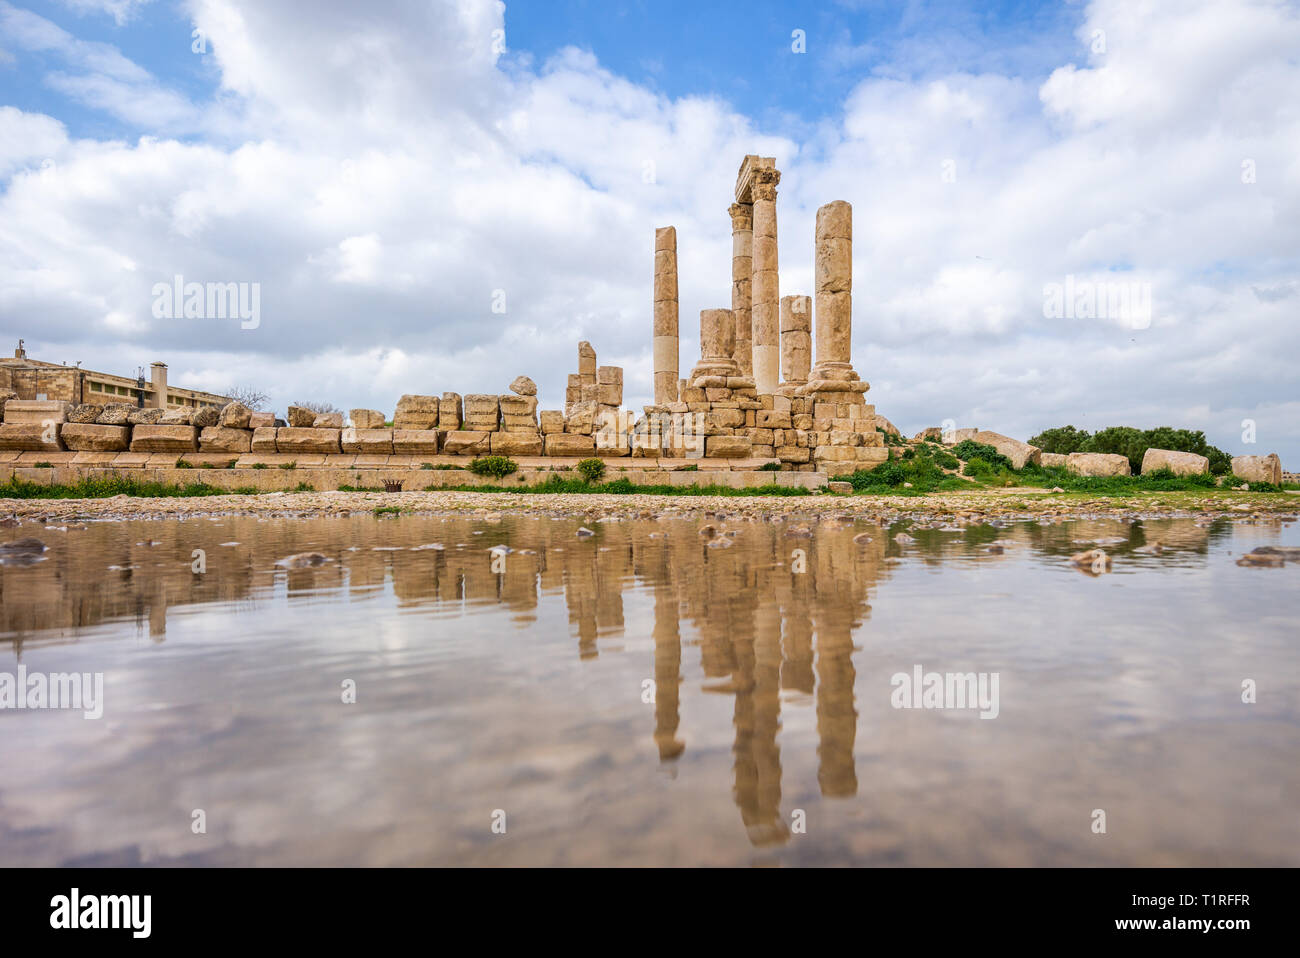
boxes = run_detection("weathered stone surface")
[542,433,597,457]
[313,412,344,429]
[706,435,753,458]
[392,429,441,456]
[349,408,386,429]
[539,410,565,434]
[341,428,394,455]
[565,401,597,435]
[439,393,463,431]
[3,400,71,425]
[251,427,279,452]
[392,395,439,430]
[509,375,537,396]
[287,406,317,427]
[463,394,499,431]
[1140,448,1209,476]
[97,403,136,425]
[199,426,253,453]
[275,427,341,455]
[0,423,63,451]
[248,411,276,429]
[127,407,164,425]
[490,432,543,456]
[1232,453,1282,485]
[442,431,491,456]
[1066,452,1131,477]
[192,407,220,428]
[160,407,194,425]
[68,403,104,423]
[130,424,199,453]
[219,401,253,429]
[972,430,1041,470]
[943,427,979,446]
[1040,452,1068,468]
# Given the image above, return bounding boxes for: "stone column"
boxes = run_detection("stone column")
[810,200,859,385]
[750,169,781,395]
[728,203,753,376]
[688,308,740,381]
[652,227,679,405]
[779,294,811,390]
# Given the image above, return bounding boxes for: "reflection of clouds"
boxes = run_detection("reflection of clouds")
[0,514,1296,864]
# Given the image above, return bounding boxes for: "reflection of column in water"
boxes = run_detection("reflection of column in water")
[652,582,684,761]
[735,597,789,845]
[813,534,861,798]
[565,542,600,660]
[148,579,167,643]
[777,552,815,695]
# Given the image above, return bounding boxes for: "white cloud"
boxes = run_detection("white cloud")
[1,0,1298,461]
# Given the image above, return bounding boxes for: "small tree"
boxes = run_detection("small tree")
[225,386,270,410]
[292,400,343,415]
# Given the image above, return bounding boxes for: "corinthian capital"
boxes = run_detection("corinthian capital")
[751,168,781,202]
[728,202,753,231]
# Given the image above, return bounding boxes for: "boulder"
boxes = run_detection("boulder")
[1040,452,1068,469]
[96,403,135,425]
[286,405,317,427]
[3,400,71,425]
[276,427,341,455]
[68,403,104,423]
[129,424,199,453]
[218,401,253,429]
[313,411,344,429]
[1232,453,1282,486]
[199,426,253,453]
[392,429,441,456]
[61,423,130,452]
[1140,448,1209,476]
[191,407,220,428]
[393,395,439,430]
[160,407,194,425]
[251,427,279,452]
[972,430,1041,469]
[943,427,979,446]
[1066,452,1131,477]
[127,407,164,425]
[509,375,537,396]
[913,427,943,441]
[543,434,596,457]
[489,432,543,456]
[0,423,63,451]
[341,428,394,455]
[349,409,386,429]
[442,430,491,456]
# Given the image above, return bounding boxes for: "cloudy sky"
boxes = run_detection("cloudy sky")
[1,0,1297,460]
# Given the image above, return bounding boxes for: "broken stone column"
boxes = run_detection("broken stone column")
[689,308,740,381]
[728,202,753,376]
[806,200,865,392]
[779,294,811,392]
[653,226,679,404]
[750,167,781,395]
[578,341,596,385]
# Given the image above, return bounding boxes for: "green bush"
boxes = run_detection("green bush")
[468,455,517,478]
[576,458,606,482]
[279,461,296,470]
[175,458,193,469]
[252,462,267,470]
[759,461,782,471]
[1029,424,1232,474]
[1027,425,1092,454]
[951,440,1014,471]
[33,461,53,469]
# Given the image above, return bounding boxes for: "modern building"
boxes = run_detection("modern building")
[0,340,230,411]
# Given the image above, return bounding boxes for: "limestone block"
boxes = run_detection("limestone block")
[160,407,194,425]
[313,412,344,429]
[251,427,279,452]
[393,394,439,430]
[130,424,199,453]
[490,432,543,456]
[249,412,276,428]
[944,427,979,445]
[565,401,597,435]
[442,431,491,456]
[1232,453,1282,485]
[199,426,253,453]
[1140,448,1209,476]
[276,427,341,455]
[972,431,1042,470]
[219,401,253,429]
[1066,452,1131,477]
[597,366,623,386]
[706,435,752,458]
[1040,452,1068,468]
[596,383,623,406]
[60,423,129,452]
[3,400,71,425]
[439,393,463,431]
[544,434,597,457]
[341,428,394,455]
[578,341,597,378]
[96,403,136,425]
[192,407,219,429]
[348,409,386,429]
[539,410,565,434]
[68,403,104,424]
[287,405,317,427]
[392,429,441,456]
[756,410,791,429]
[509,375,538,396]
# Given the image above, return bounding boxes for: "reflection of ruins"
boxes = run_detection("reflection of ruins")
[0,514,1229,846]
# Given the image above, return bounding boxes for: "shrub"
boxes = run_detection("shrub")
[33,461,53,469]
[468,455,517,478]
[576,458,607,482]
[252,462,267,470]
[758,461,782,471]
[951,440,1013,471]
[1027,425,1091,454]
[421,462,434,470]
[279,461,296,470]
[175,458,193,469]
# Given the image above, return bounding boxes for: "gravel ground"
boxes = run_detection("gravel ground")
[1,488,1297,524]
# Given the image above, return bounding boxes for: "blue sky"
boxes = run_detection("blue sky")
[2,0,1298,462]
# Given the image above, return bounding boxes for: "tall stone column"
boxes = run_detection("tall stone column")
[653,226,679,405]
[808,200,865,391]
[779,294,811,392]
[750,169,781,395]
[728,203,753,376]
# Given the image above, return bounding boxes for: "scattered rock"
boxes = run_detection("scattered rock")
[1070,548,1112,574]
[509,375,538,396]
[280,552,330,568]
[575,527,595,537]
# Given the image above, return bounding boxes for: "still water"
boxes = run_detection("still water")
[1,512,1297,866]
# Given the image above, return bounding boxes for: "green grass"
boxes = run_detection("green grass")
[278,461,296,470]
[416,475,812,496]
[252,462,268,469]
[0,475,229,499]
[373,505,403,516]
[32,461,53,469]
